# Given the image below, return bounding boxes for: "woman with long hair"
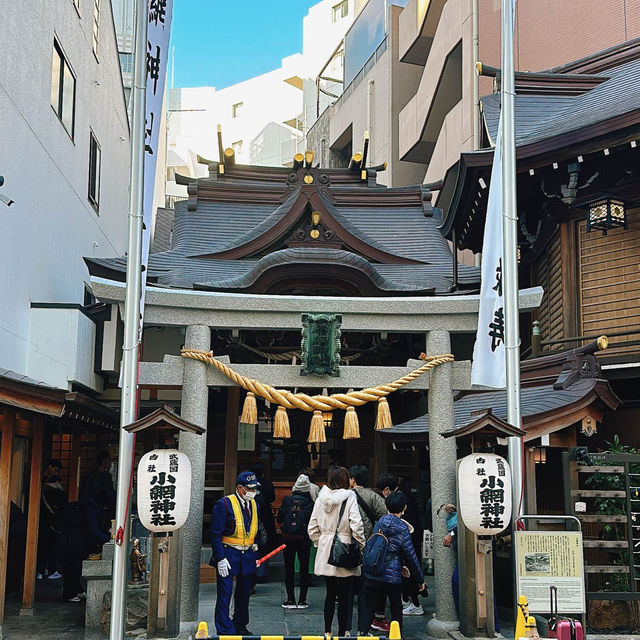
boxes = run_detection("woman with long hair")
[308,466,365,637]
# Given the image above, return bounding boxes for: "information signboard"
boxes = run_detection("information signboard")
[514,530,585,614]
[238,421,256,451]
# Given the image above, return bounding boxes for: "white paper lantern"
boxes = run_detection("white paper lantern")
[458,453,511,535]
[137,449,191,533]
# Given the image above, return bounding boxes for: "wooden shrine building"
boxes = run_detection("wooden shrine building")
[88,150,543,633]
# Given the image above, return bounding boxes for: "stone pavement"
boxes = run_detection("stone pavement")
[197,577,440,639]
[3,571,635,640]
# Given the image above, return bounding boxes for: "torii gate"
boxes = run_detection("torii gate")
[93,277,542,638]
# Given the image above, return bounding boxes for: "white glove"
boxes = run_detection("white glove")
[217,558,231,577]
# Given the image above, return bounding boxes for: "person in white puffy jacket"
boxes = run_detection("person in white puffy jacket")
[308,466,366,637]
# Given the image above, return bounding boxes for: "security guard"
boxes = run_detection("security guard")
[210,471,260,635]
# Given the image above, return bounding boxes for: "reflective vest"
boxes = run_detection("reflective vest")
[221,494,258,547]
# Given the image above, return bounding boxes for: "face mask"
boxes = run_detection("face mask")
[244,490,257,501]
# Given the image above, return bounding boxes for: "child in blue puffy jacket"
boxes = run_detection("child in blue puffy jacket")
[358,492,426,634]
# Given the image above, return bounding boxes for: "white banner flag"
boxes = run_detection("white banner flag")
[141,0,173,330]
[471,116,505,388]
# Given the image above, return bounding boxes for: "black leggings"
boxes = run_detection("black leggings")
[359,580,403,634]
[324,576,354,635]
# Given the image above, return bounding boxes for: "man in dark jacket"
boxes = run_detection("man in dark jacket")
[277,474,314,608]
[358,492,425,635]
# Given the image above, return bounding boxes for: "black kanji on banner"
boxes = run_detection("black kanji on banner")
[488,307,505,352]
[145,111,155,155]
[149,0,167,26]
[146,43,161,95]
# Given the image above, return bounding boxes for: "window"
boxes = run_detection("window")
[92,0,100,55]
[232,101,243,118]
[51,40,76,138]
[331,0,348,22]
[88,131,101,210]
[119,52,133,73]
[232,140,243,155]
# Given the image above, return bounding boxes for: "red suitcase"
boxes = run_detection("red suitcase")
[547,586,584,640]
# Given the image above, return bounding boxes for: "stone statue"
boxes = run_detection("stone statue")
[129,538,147,583]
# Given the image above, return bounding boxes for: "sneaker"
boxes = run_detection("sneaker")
[403,603,424,616]
[48,571,63,580]
[371,619,390,632]
[66,596,81,602]
[297,600,309,609]
[282,600,297,609]
[36,573,43,580]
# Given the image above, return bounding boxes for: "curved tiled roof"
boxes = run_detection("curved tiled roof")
[384,377,619,436]
[482,58,640,149]
[86,165,481,295]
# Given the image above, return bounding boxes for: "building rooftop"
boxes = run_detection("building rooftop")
[87,160,480,296]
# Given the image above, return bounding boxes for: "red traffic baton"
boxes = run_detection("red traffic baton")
[256,543,286,566]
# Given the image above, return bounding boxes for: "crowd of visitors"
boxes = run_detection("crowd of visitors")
[271,464,438,637]
[34,453,114,602]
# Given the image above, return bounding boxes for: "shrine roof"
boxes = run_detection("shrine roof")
[86,164,480,296]
[385,343,621,441]
[384,377,619,441]
[481,57,640,149]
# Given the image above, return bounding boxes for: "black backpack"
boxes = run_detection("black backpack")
[281,494,311,536]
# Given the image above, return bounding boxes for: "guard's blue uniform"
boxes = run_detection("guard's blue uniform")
[210,493,259,634]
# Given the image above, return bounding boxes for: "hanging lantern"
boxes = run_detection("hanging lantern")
[586,195,627,235]
[137,449,191,533]
[533,446,547,464]
[458,453,511,535]
[322,411,334,428]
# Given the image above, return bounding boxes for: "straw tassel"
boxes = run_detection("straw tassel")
[375,398,393,430]
[343,406,360,439]
[241,391,258,424]
[273,406,290,438]
[308,410,326,443]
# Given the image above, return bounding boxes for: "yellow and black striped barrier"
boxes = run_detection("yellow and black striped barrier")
[195,621,402,640]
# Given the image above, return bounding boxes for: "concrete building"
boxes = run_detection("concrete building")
[308,0,640,189]
[166,0,368,203]
[398,0,640,189]
[0,0,130,390]
[306,0,426,187]
[165,54,305,201]
[0,0,129,630]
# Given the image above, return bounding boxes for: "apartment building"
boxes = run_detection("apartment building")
[0,0,130,389]
[308,0,640,188]
[306,0,426,186]
[399,0,640,188]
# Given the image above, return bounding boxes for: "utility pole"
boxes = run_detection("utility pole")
[500,0,524,523]
[109,0,148,637]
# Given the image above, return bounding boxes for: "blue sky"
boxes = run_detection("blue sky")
[170,0,320,89]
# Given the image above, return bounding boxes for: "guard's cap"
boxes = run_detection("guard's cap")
[236,471,260,489]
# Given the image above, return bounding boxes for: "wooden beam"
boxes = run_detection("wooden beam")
[68,427,81,502]
[0,408,16,625]
[21,415,44,614]
[223,388,240,495]
[525,446,538,515]
[560,220,578,339]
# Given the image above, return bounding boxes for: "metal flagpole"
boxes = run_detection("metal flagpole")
[500,0,524,524]
[109,0,148,637]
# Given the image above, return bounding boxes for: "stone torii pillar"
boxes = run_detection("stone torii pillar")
[425,329,460,638]
[178,324,211,630]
